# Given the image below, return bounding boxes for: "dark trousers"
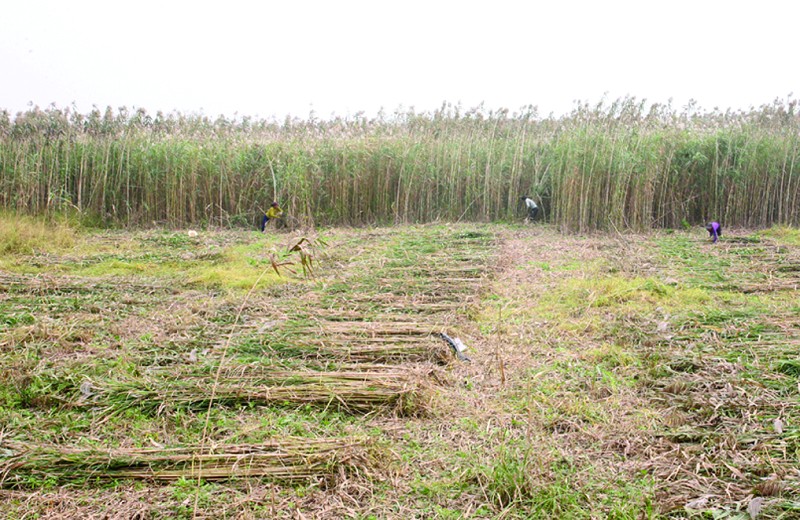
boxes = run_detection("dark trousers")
[260,215,269,231]
[528,207,538,220]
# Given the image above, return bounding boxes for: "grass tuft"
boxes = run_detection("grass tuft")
[0,213,76,255]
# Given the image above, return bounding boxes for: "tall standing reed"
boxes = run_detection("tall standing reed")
[1,98,798,231]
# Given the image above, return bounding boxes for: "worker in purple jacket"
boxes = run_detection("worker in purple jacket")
[705,221,722,243]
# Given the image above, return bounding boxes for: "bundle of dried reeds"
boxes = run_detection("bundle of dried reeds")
[80,369,433,416]
[259,330,451,364]
[0,438,370,487]
[273,342,451,364]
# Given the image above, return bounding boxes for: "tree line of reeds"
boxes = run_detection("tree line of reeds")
[1,98,798,231]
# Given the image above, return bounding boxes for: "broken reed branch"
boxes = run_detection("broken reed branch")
[0,438,371,487]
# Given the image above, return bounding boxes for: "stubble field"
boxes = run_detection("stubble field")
[1,220,799,519]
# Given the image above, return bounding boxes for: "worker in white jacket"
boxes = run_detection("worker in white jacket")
[521,196,538,221]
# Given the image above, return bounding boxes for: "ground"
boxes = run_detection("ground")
[1,222,799,519]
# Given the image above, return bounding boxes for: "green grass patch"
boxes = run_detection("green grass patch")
[0,213,77,255]
[758,225,800,245]
[184,259,285,290]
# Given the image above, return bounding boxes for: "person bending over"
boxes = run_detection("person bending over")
[705,221,722,243]
[521,196,538,221]
[261,202,283,231]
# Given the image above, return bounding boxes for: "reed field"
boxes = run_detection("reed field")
[1,98,799,231]
[1,96,800,518]
[1,217,799,518]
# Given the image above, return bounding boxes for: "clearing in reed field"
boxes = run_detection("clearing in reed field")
[1,220,799,518]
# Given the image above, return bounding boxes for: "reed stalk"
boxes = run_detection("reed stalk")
[1,99,798,231]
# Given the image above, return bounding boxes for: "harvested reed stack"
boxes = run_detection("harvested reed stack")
[0,438,371,487]
[268,321,450,356]
[80,369,433,416]
[260,338,451,364]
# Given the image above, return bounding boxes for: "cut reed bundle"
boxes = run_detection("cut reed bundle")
[381,266,486,278]
[81,369,433,416]
[260,339,451,364]
[0,438,370,487]
[296,321,436,336]
[271,322,440,347]
[315,301,465,316]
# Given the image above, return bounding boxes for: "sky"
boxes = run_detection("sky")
[1,1,798,121]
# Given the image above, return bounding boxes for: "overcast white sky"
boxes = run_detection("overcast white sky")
[1,1,797,120]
